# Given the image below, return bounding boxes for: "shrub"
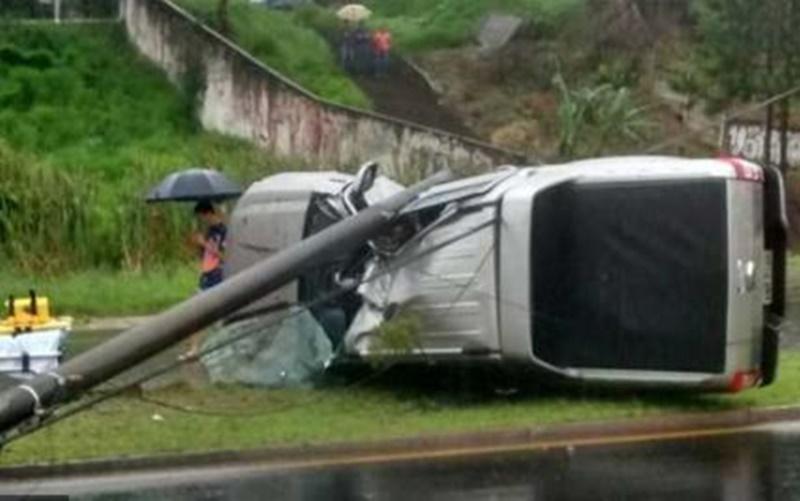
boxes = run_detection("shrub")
[555,76,651,158]
[592,58,641,90]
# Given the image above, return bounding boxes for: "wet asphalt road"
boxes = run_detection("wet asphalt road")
[4,421,800,500]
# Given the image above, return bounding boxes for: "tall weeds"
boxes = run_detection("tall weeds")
[555,76,651,159]
[0,24,301,274]
[0,141,193,273]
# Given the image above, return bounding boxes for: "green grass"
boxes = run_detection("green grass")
[0,265,197,318]
[360,0,585,53]
[0,23,308,271]
[174,0,370,109]
[0,24,194,177]
[2,349,800,466]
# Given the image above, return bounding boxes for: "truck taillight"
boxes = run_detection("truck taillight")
[719,156,764,182]
[728,369,761,392]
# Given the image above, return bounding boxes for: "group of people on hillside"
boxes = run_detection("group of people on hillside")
[340,25,392,76]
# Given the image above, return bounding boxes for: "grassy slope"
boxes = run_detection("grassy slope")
[174,0,370,109]
[0,23,305,267]
[363,0,584,53]
[0,23,316,316]
[3,350,800,466]
[0,23,310,315]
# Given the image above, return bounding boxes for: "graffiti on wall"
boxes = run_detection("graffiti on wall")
[726,121,800,168]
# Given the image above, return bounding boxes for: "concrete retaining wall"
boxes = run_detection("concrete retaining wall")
[124,0,524,179]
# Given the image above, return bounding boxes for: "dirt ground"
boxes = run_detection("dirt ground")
[411,41,709,161]
[347,54,475,138]
[413,44,560,158]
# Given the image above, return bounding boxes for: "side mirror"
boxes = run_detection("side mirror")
[352,161,378,197]
[343,161,379,213]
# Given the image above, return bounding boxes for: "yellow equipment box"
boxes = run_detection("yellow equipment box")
[1,292,72,335]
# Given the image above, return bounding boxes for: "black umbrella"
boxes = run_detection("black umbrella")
[145,168,242,203]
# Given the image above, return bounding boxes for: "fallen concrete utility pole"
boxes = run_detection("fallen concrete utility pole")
[0,169,453,435]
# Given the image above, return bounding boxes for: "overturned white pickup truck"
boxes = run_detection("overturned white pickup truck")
[225,156,787,392]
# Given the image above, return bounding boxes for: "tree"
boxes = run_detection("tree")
[697,0,800,170]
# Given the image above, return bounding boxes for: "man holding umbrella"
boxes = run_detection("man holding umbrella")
[187,199,228,357]
[146,168,241,359]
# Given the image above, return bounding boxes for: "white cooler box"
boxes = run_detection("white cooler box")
[0,328,67,377]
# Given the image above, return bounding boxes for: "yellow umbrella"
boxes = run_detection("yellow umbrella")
[337,3,372,22]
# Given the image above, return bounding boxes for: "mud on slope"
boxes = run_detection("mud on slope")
[413,44,561,159]
[349,55,476,139]
[412,43,704,161]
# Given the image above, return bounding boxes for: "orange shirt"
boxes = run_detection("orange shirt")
[373,31,392,54]
[200,223,226,273]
